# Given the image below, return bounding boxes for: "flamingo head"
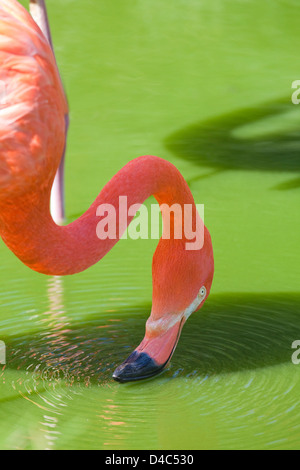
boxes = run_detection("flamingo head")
[113,223,214,382]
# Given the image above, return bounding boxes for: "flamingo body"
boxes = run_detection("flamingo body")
[0,0,67,203]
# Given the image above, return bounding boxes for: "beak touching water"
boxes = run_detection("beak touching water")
[113,316,185,383]
[112,285,210,383]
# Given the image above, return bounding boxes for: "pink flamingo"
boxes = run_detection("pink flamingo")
[29,0,68,225]
[0,0,214,382]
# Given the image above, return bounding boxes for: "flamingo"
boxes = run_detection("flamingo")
[0,0,214,382]
[29,0,68,226]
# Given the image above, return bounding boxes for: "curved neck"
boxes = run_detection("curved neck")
[0,155,196,276]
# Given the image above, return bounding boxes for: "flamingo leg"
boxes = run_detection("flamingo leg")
[29,0,68,225]
[29,0,53,46]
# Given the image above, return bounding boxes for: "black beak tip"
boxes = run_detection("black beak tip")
[112,351,163,383]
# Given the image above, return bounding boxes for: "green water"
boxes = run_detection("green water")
[0,0,299,450]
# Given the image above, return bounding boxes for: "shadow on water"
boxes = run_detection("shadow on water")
[3,293,300,385]
[165,98,300,189]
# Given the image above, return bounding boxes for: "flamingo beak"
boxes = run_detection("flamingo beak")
[113,317,185,383]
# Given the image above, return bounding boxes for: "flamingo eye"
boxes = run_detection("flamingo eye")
[199,286,206,298]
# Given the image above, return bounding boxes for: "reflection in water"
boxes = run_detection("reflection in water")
[10,277,70,449]
[2,292,300,448]
[165,99,300,189]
